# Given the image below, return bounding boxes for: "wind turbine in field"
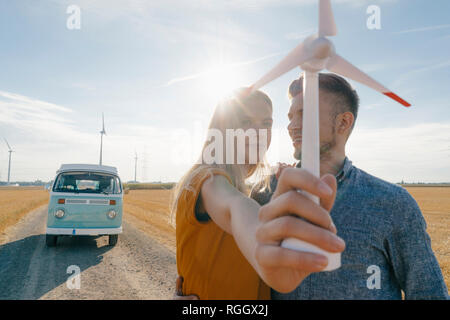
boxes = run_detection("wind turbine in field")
[251,0,410,271]
[4,138,14,185]
[99,113,106,165]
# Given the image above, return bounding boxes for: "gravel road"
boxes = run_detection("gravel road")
[0,206,177,299]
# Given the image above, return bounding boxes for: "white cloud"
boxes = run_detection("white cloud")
[284,29,316,40]
[0,90,207,182]
[2,90,448,183]
[348,122,450,183]
[391,59,450,88]
[0,90,72,113]
[393,23,450,35]
[0,90,87,144]
[49,0,397,13]
[164,51,284,86]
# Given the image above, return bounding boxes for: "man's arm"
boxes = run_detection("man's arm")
[200,168,345,293]
[386,189,449,300]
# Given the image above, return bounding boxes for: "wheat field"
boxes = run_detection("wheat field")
[405,187,450,289]
[123,187,450,291]
[0,186,49,235]
[123,189,176,252]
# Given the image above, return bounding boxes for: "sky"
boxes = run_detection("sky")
[0,0,449,183]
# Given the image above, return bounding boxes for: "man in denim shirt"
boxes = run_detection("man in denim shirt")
[251,73,448,299]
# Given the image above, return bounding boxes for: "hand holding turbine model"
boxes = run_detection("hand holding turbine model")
[251,0,410,271]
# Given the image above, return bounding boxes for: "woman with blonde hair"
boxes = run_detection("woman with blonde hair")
[171,87,274,299]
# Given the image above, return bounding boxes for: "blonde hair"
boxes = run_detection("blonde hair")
[170,88,273,226]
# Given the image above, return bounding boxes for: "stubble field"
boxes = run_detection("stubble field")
[404,187,450,288]
[1,186,449,292]
[123,187,450,290]
[0,186,49,236]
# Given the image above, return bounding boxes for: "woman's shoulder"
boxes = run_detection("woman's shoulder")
[175,165,233,225]
[187,166,233,189]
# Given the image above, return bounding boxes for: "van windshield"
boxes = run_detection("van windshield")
[53,172,122,194]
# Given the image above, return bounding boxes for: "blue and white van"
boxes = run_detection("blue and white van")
[46,164,123,247]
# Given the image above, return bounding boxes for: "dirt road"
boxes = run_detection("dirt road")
[0,206,176,299]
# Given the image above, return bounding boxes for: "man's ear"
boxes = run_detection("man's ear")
[336,112,354,135]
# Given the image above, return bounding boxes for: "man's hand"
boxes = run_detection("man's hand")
[172,276,199,300]
[254,167,345,293]
[275,162,295,180]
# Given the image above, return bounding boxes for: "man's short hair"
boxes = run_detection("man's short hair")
[288,73,360,129]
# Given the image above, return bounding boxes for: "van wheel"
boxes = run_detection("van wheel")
[46,235,57,247]
[108,234,118,246]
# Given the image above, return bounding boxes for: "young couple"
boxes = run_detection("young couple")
[171,73,449,300]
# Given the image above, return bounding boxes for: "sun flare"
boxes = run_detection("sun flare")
[199,64,246,103]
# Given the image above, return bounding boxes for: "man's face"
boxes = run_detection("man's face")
[287,91,338,161]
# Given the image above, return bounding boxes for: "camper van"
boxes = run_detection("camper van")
[46,164,123,247]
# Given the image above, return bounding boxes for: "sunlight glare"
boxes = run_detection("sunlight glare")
[199,64,246,104]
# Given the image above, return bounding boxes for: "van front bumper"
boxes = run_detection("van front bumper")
[46,227,122,236]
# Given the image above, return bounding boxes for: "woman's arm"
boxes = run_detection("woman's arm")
[200,174,261,270]
[199,169,345,293]
[198,174,236,234]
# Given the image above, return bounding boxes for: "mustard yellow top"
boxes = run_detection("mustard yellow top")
[175,167,270,300]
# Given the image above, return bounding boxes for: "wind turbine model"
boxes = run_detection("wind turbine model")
[251,0,410,271]
[99,113,106,165]
[4,138,14,185]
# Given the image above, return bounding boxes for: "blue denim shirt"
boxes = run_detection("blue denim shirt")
[251,157,449,300]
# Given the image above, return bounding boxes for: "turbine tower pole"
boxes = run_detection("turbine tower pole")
[134,152,138,182]
[99,112,106,165]
[99,133,103,165]
[4,138,13,185]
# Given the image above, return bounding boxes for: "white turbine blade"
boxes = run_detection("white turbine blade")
[319,0,337,37]
[251,42,309,91]
[327,54,411,107]
[4,138,11,151]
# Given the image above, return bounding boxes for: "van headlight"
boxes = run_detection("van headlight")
[107,210,117,219]
[55,209,65,218]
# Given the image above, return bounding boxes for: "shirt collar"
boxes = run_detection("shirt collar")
[335,157,353,183]
[295,156,353,183]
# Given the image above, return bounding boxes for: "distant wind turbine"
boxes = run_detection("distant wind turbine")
[99,113,106,165]
[4,138,14,185]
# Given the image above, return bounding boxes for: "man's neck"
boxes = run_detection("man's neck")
[320,151,346,177]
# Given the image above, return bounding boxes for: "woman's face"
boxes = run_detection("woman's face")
[234,96,273,164]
